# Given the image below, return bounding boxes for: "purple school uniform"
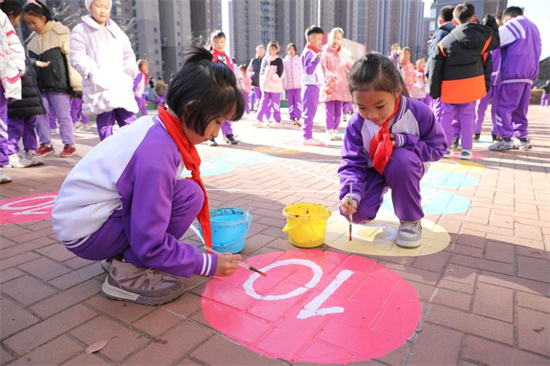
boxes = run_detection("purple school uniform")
[495,16,541,140]
[300,47,324,139]
[338,97,447,222]
[52,115,217,277]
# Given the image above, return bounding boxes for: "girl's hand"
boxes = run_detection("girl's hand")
[36,61,50,68]
[340,197,358,216]
[389,133,396,147]
[329,77,337,85]
[214,252,241,276]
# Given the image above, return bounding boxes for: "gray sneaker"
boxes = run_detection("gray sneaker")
[0,167,12,184]
[25,150,44,166]
[101,259,185,305]
[489,140,513,151]
[443,148,452,158]
[9,153,32,168]
[396,220,423,248]
[460,149,473,160]
[513,139,532,151]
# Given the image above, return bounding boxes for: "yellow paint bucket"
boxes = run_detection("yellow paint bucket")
[282,203,332,248]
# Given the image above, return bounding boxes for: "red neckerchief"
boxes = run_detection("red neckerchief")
[212,49,234,70]
[369,96,401,175]
[307,45,320,53]
[158,106,212,249]
[142,71,148,85]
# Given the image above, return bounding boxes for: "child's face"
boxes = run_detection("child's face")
[268,45,278,56]
[287,47,296,57]
[240,68,246,75]
[331,31,343,49]
[90,0,111,24]
[391,45,402,53]
[212,36,226,53]
[183,108,236,145]
[140,62,149,73]
[353,89,401,126]
[417,60,426,70]
[257,47,265,58]
[308,33,323,49]
[401,50,411,62]
[24,13,47,34]
[8,14,22,27]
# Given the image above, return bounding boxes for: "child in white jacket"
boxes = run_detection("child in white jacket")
[70,0,139,141]
[282,43,302,124]
[255,41,284,128]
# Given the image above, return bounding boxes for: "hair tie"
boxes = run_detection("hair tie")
[27,0,40,6]
[362,56,368,62]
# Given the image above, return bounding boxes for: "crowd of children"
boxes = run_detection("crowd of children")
[0,0,542,306]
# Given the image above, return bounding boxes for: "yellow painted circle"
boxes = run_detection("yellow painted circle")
[431,160,485,173]
[325,210,450,256]
[252,146,301,155]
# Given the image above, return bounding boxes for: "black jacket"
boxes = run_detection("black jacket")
[429,16,500,104]
[8,57,46,119]
[249,57,262,87]
[426,22,455,78]
[29,47,73,95]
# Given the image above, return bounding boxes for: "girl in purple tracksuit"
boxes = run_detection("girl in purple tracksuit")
[255,40,284,127]
[283,43,302,124]
[52,46,244,306]
[339,53,447,248]
[134,59,149,116]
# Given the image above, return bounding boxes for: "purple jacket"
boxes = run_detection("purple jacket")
[52,116,216,277]
[300,47,324,86]
[498,16,541,83]
[338,97,447,202]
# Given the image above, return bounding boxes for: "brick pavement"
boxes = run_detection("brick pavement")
[0,105,549,365]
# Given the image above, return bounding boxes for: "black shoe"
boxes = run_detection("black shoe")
[491,134,501,143]
[473,133,480,142]
[208,138,218,146]
[452,137,460,150]
[225,134,238,145]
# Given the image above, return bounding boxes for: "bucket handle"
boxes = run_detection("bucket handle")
[282,218,303,234]
[213,214,252,247]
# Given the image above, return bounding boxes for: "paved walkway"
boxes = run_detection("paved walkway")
[1,105,549,366]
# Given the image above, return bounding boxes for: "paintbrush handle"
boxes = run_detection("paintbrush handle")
[207,247,253,271]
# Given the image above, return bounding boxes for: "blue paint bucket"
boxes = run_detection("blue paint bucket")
[199,208,252,254]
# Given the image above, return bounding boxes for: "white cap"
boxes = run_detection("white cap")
[85,0,112,11]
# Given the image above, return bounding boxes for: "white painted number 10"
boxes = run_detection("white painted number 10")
[243,259,354,320]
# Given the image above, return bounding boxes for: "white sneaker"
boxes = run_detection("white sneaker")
[513,139,532,151]
[489,140,514,151]
[0,167,12,184]
[26,150,44,166]
[443,148,452,158]
[459,149,473,160]
[9,153,32,168]
[333,129,342,141]
[303,138,325,146]
[267,120,277,128]
[253,120,265,128]
[326,130,336,141]
[50,128,59,135]
[396,220,423,248]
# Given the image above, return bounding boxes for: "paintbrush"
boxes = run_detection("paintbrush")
[208,247,267,277]
[348,183,353,241]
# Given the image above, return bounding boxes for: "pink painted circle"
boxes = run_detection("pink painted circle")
[0,193,57,225]
[201,249,422,364]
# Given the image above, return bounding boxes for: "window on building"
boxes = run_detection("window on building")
[156,61,160,65]
[154,39,158,44]
[154,28,157,33]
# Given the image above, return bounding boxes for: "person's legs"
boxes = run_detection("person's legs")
[95,111,116,141]
[474,87,492,135]
[384,148,425,222]
[136,96,148,116]
[333,100,343,130]
[440,102,457,148]
[301,85,320,140]
[431,97,443,124]
[49,105,56,130]
[114,108,137,130]
[49,92,74,146]
[272,92,281,122]
[243,92,250,114]
[541,93,549,107]
[458,102,475,150]
[7,117,24,155]
[511,83,531,140]
[35,94,52,145]
[325,101,335,131]
[254,87,262,110]
[343,169,387,224]
[494,83,521,141]
[0,85,8,167]
[287,89,296,119]
[221,120,233,136]
[22,116,38,152]
[256,91,271,122]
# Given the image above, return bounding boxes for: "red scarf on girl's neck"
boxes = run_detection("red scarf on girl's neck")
[158,106,212,249]
[369,96,401,175]
[141,71,148,85]
[212,49,234,71]
[307,45,320,53]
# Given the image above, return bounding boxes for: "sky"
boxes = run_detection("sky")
[423,0,549,60]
